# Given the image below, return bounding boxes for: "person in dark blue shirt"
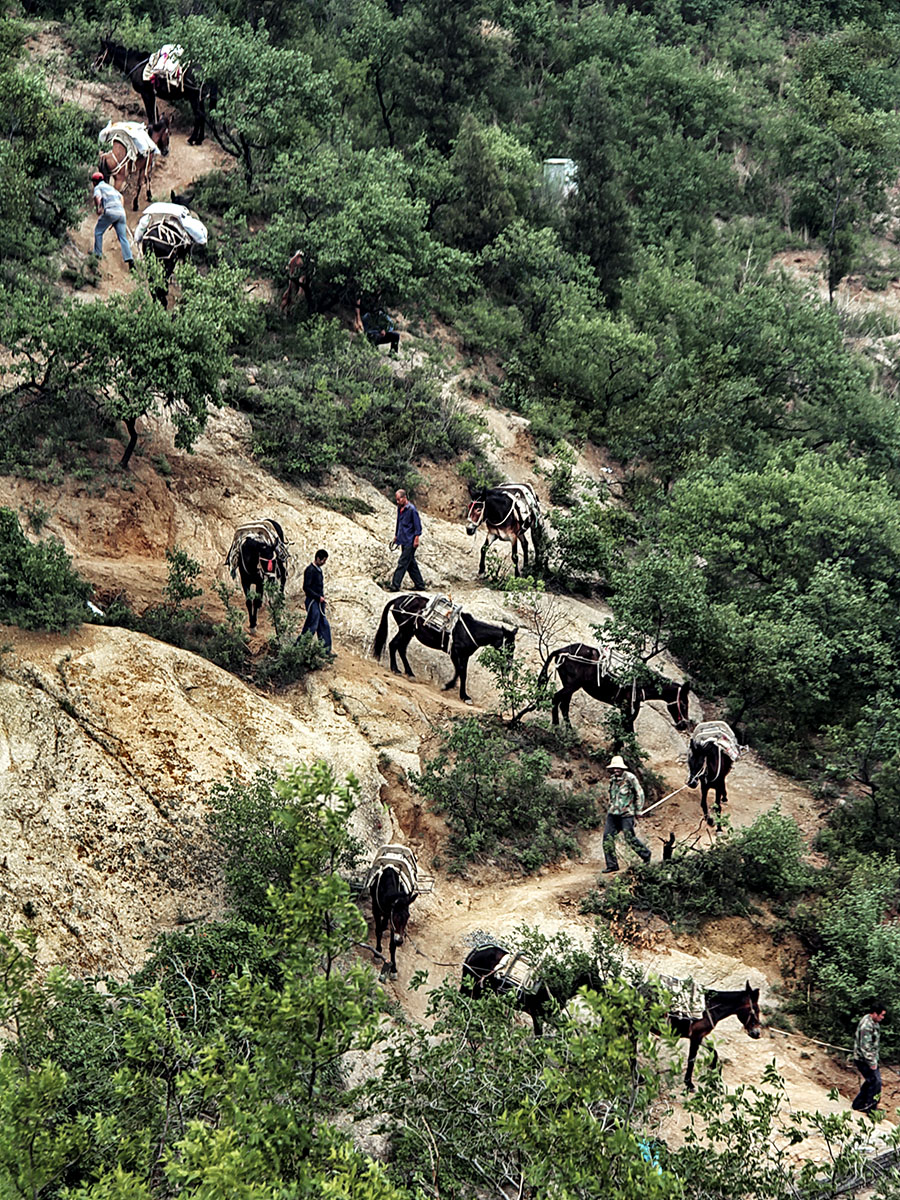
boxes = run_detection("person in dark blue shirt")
[391,490,425,591]
[354,299,400,356]
[300,549,334,655]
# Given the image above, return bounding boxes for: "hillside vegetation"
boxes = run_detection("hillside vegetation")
[3,0,900,1194]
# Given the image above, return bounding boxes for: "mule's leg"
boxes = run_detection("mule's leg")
[684,1034,702,1091]
[141,85,156,126]
[701,785,713,827]
[521,533,529,575]
[510,535,520,578]
[559,687,577,727]
[389,930,398,979]
[457,652,472,703]
[389,625,415,677]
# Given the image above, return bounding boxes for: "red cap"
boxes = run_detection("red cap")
[91,172,104,181]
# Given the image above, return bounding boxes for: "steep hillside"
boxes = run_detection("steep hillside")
[3,376,885,1145]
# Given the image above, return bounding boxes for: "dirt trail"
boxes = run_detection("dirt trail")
[6,32,895,1166]
[25,29,232,298]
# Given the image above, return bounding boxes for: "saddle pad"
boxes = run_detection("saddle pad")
[421,594,462,635]
[367,844,418,894]
[647,971,706,1019]
[691,720,740,762]
[98,123,139,163]
[495,483,540,527]
[225,521,288,576]
[496,950,538,995]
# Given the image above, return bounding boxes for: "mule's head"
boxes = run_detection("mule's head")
[740,981,762,1039]
[465,496,485,534]
[667,681,691,730]
[151,116,170,156]
[389,891,418,945]
[92,41,111,72]
[686,742,705,788]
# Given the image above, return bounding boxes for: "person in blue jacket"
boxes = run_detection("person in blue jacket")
[391,489,426,591]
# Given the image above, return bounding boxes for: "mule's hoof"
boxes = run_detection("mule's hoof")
[685,1083,695,1093]
[706,817,715,827]
[390,968,398,980]
[405,671,415,678]
[464,699,473,706]
[391,667,401,675]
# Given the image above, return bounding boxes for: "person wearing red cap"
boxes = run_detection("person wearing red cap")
[91,171,134,269]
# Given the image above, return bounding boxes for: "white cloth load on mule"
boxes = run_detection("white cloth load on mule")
[690,720,741,763]
[420,593,462,637]
[134,202,209,250]
[366,845,418,895]
[143,44,187,86]
[653,972,706,1020]
[98,121,160,162]
[493,950,541,998]
[495,482,541,527]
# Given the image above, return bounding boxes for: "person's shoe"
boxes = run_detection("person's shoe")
[601,866,619,874]
[127,260,136,271]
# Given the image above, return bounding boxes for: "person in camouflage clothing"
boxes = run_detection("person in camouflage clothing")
[851,1004,887,1114]
[602,755,651,874]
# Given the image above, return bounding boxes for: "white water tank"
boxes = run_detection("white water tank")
[543,157,578,202]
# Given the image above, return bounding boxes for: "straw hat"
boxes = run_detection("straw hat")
[607,755,627,770]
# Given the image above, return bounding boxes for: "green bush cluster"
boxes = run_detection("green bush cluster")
[232,342,479,490]
[0,507,91,631]
[583,809,813,931]
[412,717,598,872]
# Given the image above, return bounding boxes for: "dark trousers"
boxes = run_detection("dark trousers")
[392,543,425,591]
[851,1060,882,1112]
[369,331,400,355]
[301,598,332,651]
[603,813,651,871]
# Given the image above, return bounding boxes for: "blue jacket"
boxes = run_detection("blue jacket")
[395,502,422,546]
[303,561,325,600]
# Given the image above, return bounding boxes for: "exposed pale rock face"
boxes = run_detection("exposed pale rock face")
[0,625,390,976]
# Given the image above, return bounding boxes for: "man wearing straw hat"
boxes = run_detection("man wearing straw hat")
[602,755,651,873]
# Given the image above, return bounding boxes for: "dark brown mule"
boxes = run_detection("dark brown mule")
[372,594,517,703]
[465,484,543,577]
[539,642,690,731]
[461,944,563,1036]
[687,736,735,827]
[93,40,218,146]
[572,973,762,1090]
[370,865,418,981]
[98,118,170,211]
[669,983,762,1090]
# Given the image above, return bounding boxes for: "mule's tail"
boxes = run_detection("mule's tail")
[537,647,564,691]
[372,599,394,659]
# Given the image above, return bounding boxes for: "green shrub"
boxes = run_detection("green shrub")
[207,767,362,923]
[234,345,479,489]
[582,809,813,931]
[787,857,900,1052]
[412,717,598,872]
[254,632,329,688]
[0,507,91,631]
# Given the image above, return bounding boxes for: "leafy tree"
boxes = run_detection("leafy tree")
[0,20,95,265]
[260,144,471,312]
[435,114,538,253]
[172,15,334,187]
[0,507,91,630]
[773,73,900,299]
[564,67,633,304]
[0,266,256,467]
